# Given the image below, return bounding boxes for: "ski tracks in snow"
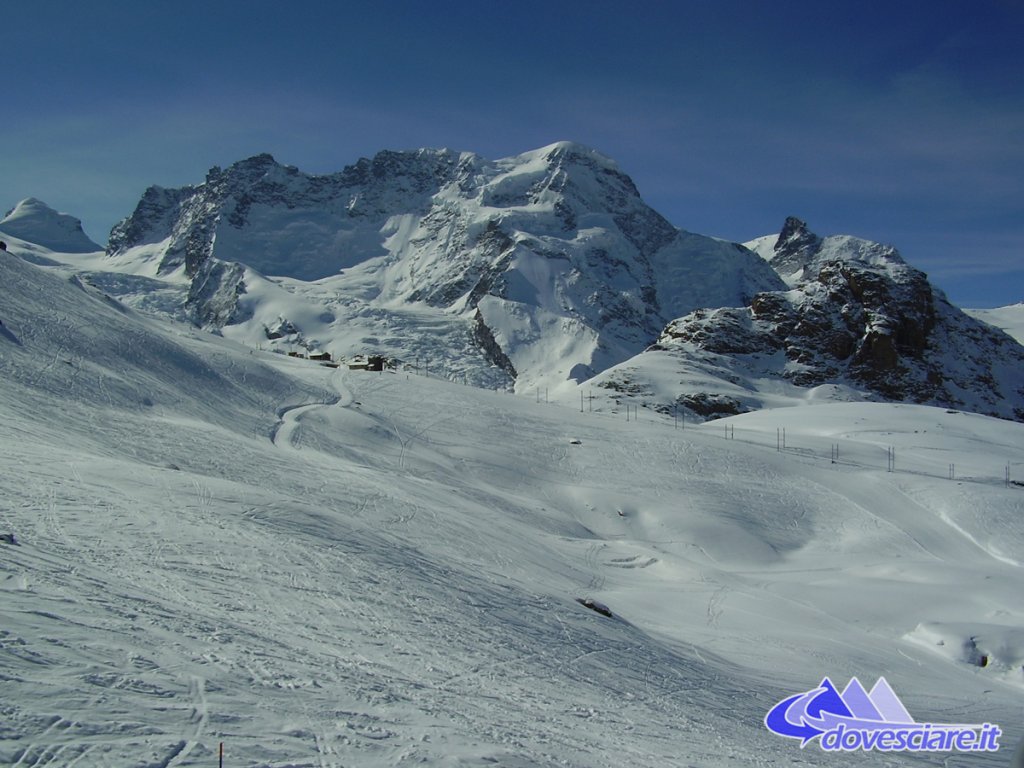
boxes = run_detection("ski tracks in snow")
[272,401,329,450]
[161,675,208,768]
[270,367,354,450]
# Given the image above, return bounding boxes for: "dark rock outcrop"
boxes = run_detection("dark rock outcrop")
[651,219,1024,421]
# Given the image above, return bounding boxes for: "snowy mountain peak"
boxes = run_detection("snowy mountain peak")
[0,197,101,253]
[750,218,909,288]
[532,140,621,169]
[776,215,819,255]
[777,215,812,243]
[102,143,783,391]
[762,216,822,284]
[233,151,278,169]
[206,152,284,185]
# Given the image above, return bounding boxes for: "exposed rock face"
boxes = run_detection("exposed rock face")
[471,309,518,380]
[186,259,248,328]
[769,216,822,282]
[106,142,783,391]
[650,219,1024,421]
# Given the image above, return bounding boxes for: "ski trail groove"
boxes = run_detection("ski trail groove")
[163,675,208,768]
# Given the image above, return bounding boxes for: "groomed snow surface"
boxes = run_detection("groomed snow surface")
[2,248,1023,766]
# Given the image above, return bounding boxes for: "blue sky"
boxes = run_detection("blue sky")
[3,0,1022,307]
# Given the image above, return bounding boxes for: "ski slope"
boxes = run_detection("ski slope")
[1,248,1023,766]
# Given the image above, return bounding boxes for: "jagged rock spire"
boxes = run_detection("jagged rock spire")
[769,216,822,283]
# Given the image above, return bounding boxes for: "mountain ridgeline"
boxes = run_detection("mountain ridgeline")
[29,142,1024,421]
[104,143,784,388]
[624,217,1024,421]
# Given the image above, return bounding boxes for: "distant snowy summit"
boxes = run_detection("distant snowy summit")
[7,143,1024,421]
[0,198,101,253]
[104,142,783,386]
[966,302,1024,346]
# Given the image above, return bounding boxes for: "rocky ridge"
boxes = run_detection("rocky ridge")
[609,218,1024,421]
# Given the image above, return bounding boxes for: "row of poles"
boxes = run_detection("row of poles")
[561,389,1017,487]
[431,378,1021,488]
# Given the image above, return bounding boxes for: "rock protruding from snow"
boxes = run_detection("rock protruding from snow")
[766,215,823,284]
[626,219,1024,422]
[0,198,102,253]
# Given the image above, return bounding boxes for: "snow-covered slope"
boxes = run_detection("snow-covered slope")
[586,218,1024,422]
[101,143,784,393]
[2,240,1023,766]
[0,197,102,253]
[968,302,1024,345]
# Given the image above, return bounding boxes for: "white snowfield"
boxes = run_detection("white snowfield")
[1,245,1023,766]
[968,303,1024,345]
